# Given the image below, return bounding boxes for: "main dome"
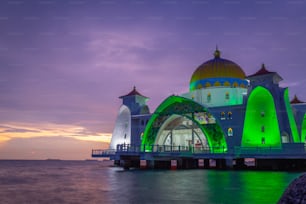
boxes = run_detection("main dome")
[190,49,247,91]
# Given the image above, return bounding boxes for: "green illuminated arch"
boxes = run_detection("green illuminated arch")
[242,86,281,147]
[284,88,300,142]
[302,114,306,143]
[141,96,227,153]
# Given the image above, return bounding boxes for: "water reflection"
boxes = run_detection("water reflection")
[0,161,300,204]
[109,169,299,204]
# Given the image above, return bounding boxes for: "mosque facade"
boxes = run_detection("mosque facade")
[109,49,306,154]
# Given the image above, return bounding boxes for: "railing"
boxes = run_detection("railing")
[92,149,116,157]
[92,143,306,158]
[116,144,227,154]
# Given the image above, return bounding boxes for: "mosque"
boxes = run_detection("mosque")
[108,48,306,158]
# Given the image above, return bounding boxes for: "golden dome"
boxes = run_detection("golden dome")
[190,49,247,91]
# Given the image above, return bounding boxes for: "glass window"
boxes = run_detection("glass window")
[225,92,230,100]
[228,128,233,136]
[207,93,211,102]
[221,112,225,120]
[261,111,265,117]
[228,112,232,119]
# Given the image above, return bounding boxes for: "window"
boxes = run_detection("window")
[225,92,230,100]
[221,112,225,120]
[207,93,211,102]
[261,126,265,132]
[141,120,144,126]
[228,128,233,136]
[261,111,265,117]
[228,112,232,119]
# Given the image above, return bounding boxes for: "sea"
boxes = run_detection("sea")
[0,160,301,204]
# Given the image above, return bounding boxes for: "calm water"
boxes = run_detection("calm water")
[0,160,301,204]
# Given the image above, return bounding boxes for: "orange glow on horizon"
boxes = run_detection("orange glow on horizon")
[0,122,112,144]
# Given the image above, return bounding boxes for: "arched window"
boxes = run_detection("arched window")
[207,92,211,102]
[205,82,211,87]
[233,82,238,87]
[225,92,230,100]
[228,128,233,136]
[221,112,225,120]
[228,111,232,119]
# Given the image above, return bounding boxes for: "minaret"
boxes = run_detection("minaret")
[109,87,150,149]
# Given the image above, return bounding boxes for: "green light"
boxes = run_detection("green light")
[284,88,300,142]
[302,114,306,143]
[242,86,281,147]
[141,96,227,153]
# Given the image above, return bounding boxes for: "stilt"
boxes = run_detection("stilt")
[171,160,177,170]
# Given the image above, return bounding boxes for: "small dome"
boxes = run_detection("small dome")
[190,49,247,91]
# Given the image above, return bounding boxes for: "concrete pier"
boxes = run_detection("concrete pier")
[93,144,306,170]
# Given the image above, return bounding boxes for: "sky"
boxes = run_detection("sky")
[1,0,306,160]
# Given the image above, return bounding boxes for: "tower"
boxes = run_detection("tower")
[109,87,151,149]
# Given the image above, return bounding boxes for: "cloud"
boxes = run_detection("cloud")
[280,79,306,88]
[0,122,112,144]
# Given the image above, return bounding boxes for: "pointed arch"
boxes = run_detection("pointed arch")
[284,88,300,142]
[302,114,306,143]
[242,86,281,147]
[141,96,227,153]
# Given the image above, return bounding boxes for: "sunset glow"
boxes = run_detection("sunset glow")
[1,0,306,159]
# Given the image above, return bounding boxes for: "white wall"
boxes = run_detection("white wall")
[181,87,247,107]
[109,105,131,149]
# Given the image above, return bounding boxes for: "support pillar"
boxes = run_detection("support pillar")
[198,159,204,168]
[204,159,210,168]
[171,160,177,170]
[216,159,226,169]
[225,159,233,169]
[140,160,147,169]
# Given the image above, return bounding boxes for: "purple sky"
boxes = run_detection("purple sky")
[1,0,306,159]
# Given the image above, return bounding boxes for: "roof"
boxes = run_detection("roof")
[190,49,246,91]
[119,86,148,98]
[290,95,305,104]
[248,64,275,78]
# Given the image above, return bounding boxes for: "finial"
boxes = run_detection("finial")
[261,63,266,69]
[214,46,221,58]
[294,94,298,100]
[133,86,136,90]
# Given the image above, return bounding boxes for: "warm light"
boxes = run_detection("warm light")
[0,122,111,144]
